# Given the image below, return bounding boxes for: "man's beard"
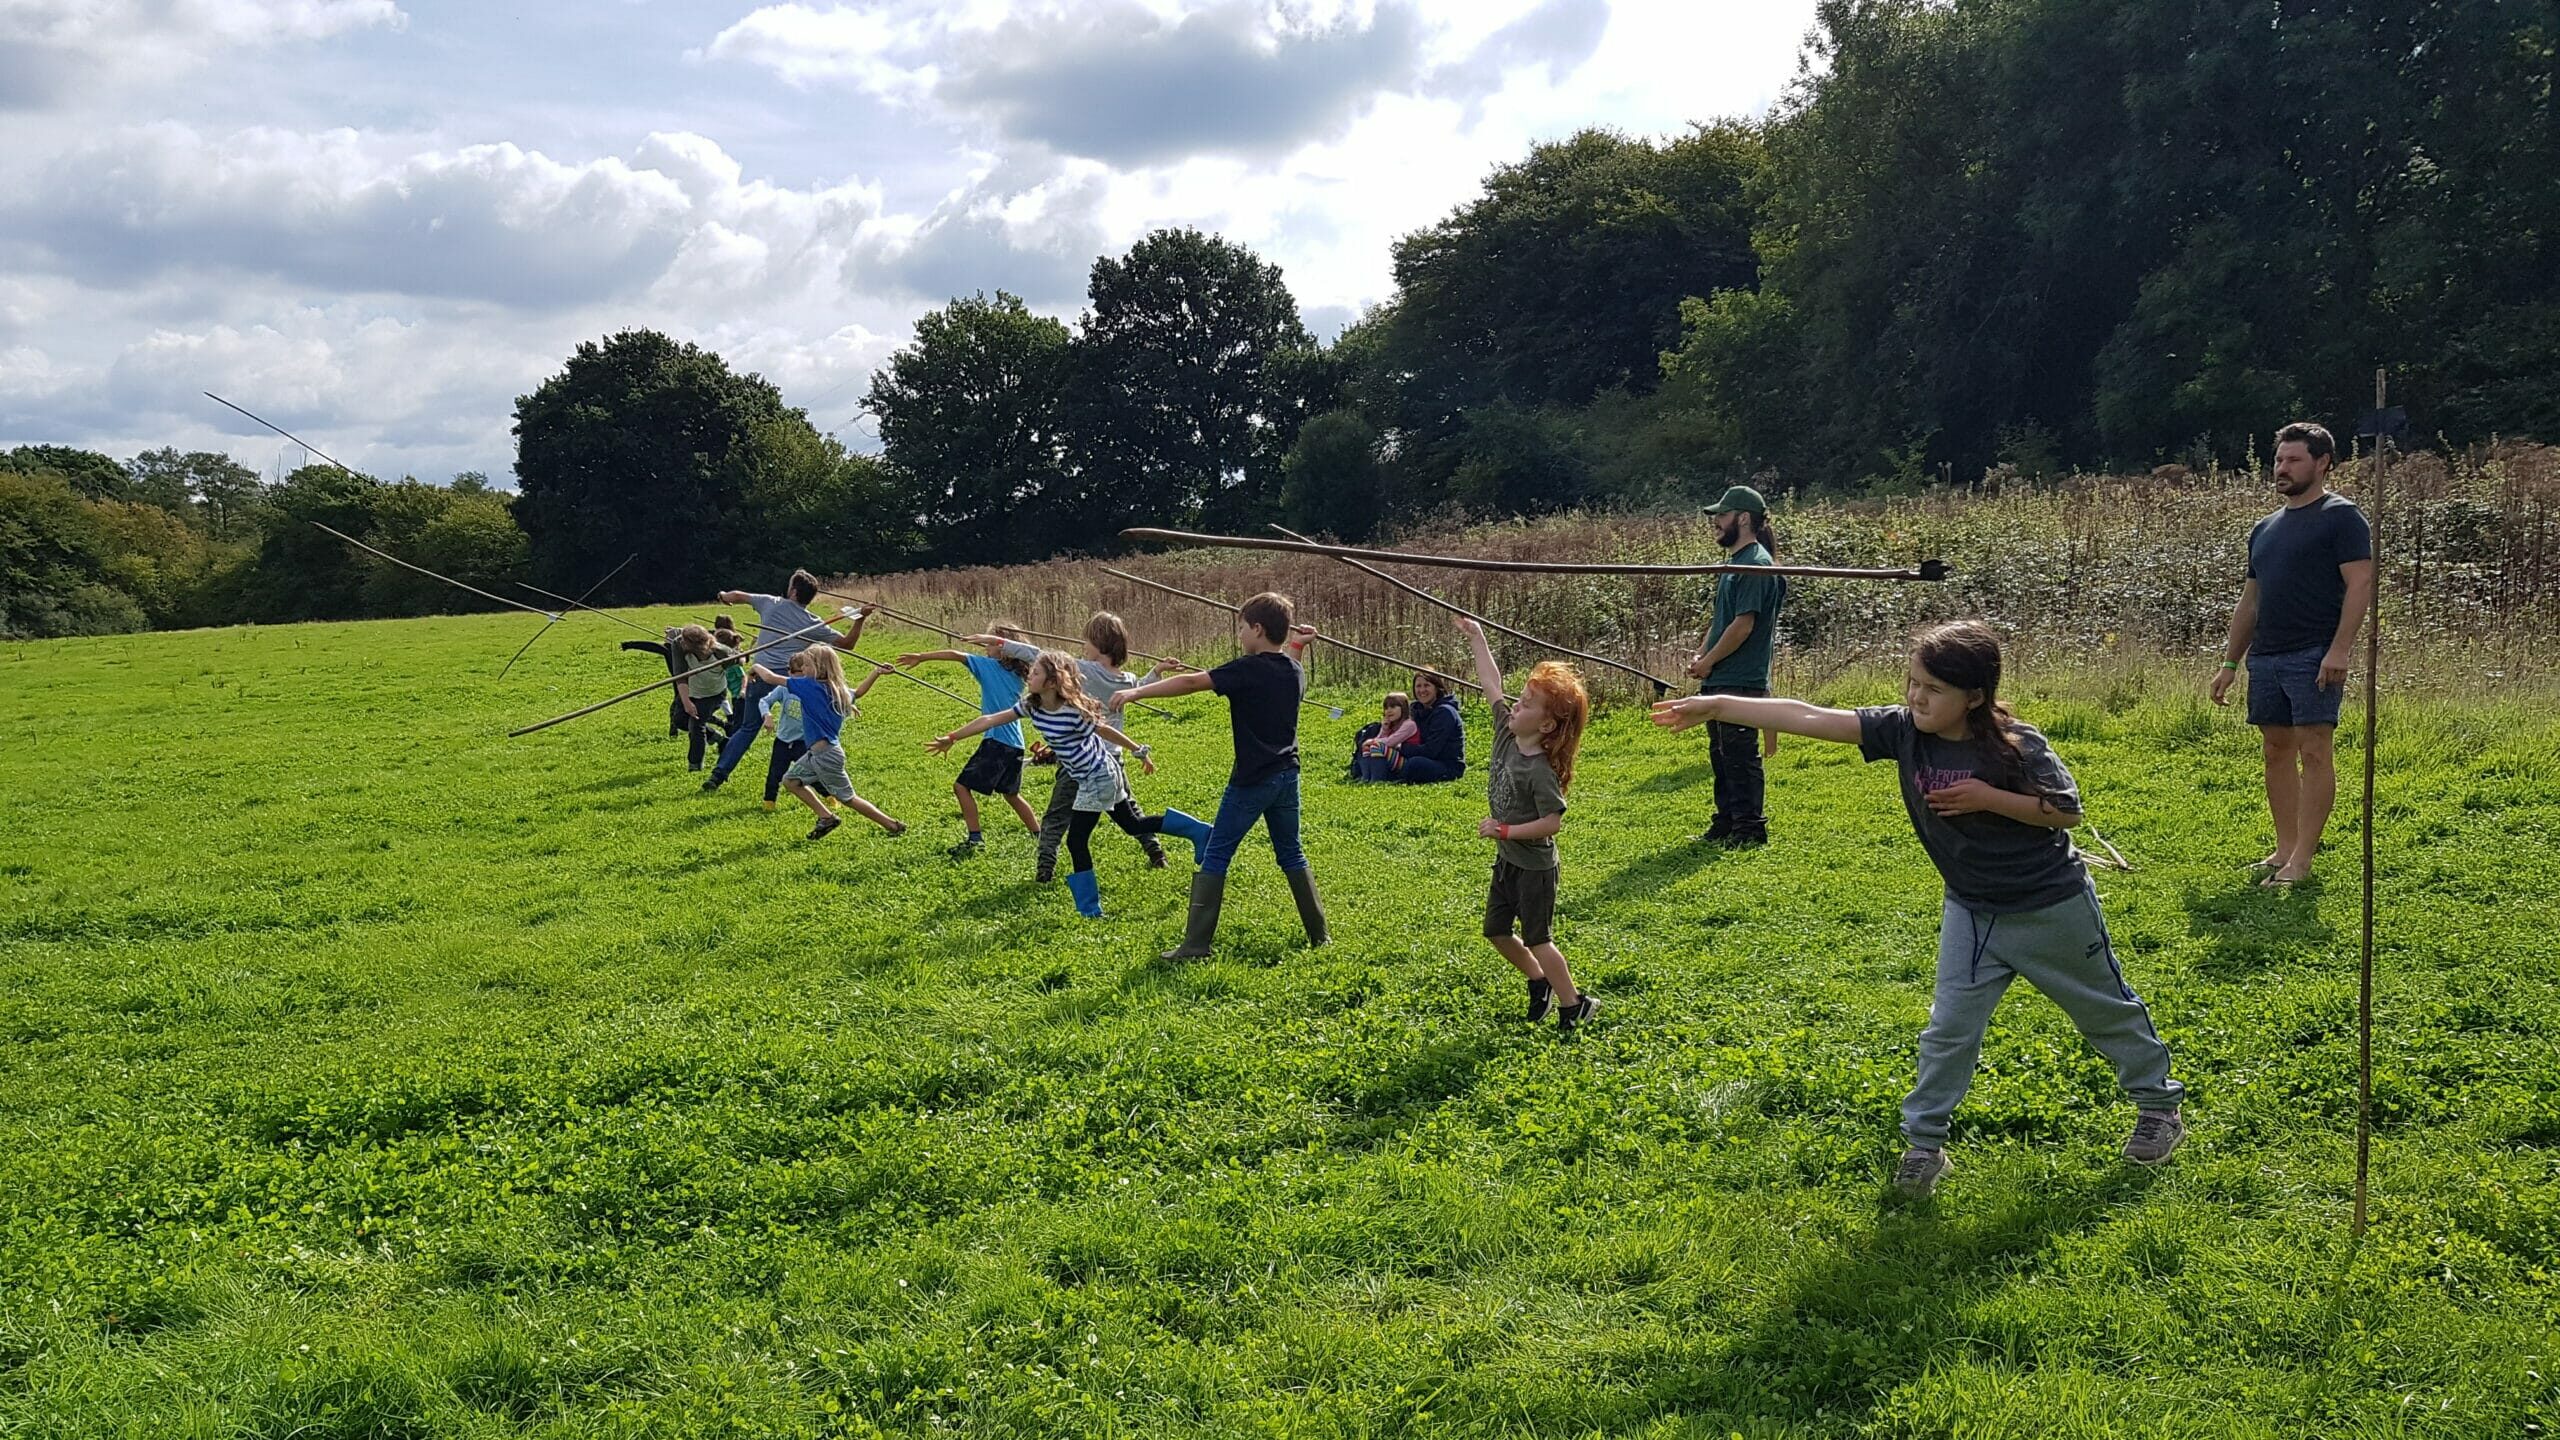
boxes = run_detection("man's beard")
[2275,472,2321,497]
[1718,517,1744,547]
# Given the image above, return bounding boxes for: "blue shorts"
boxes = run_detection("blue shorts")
[2246,645,2342,728]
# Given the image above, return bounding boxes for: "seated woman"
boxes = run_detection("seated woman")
[1350,691,1419,780]
[1391,669,1468,784]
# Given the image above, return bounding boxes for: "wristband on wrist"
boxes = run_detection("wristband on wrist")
[2219,660,2240,671]
[1495,821,1511,840]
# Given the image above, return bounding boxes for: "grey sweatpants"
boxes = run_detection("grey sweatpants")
[1037,771,1162,868]
[1902,882,2183,1147]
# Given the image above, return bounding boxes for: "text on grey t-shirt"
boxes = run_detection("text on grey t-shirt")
[1856,705,2087,914]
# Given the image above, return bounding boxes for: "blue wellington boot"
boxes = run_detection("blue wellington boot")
[1159,809,1213,867]
[1066,868,1104,919]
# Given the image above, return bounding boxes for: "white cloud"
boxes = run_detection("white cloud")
[0,0,404,109]
[0,0,1819,483]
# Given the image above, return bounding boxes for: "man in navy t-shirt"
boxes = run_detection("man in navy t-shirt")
[2209,422,2375,887]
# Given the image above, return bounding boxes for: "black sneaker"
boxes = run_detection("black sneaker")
[808,814,842,841]
[947,836,983,860]
[1727,828,1769,849]
[1526,977,1554,1023]
[1556,993,1597,1034]
[1145,844,1168,870]
[700,775,724,792]
[1699,821,1734,844]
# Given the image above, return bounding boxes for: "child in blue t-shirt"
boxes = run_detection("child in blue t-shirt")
[894,627,1043,856]
[751,648,904,841]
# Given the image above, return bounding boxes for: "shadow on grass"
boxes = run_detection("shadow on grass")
[1627,761,1718,795]
[1582,839,1736,908]
[1609,1166,2163,1431]
[2179,879,2337,979]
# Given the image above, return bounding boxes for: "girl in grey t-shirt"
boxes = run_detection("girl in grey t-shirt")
[1652,620,2186,1199]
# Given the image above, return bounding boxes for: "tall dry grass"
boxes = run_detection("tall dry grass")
[849,444,2560,701]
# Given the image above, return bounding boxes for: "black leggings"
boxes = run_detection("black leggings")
[1066,800,1151,872]
[764,737,807,803]
[683,695,732,769]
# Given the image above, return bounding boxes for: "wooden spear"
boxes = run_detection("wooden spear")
[1099,566,1460,712]
[830,592,1176,719]
[499,553,636,679]
[1269,524,1676,694]
[1122,527,1951,582]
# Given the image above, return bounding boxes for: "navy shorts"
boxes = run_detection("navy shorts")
[956,737,1025,795]
[2246,645,2343,728]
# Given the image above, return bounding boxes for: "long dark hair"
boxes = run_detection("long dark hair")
[1911,621,2070,811]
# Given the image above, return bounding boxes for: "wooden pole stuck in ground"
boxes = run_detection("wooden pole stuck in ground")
[1269,524,1676,694]
[1122,527,1952,583]
[2354,369,2390,1240]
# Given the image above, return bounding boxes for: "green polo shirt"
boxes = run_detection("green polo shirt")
[1702,541,1784,690]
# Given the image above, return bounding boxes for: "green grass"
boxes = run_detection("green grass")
[2,611,2556,1438]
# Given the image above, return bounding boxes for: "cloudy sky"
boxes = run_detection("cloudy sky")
[0,0,1818,485]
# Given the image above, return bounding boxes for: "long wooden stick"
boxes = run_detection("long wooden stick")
[2354,370,2387,1240]
[509,618,846,737]
[499,553,636,679]
[312,522,559,619]
[835,592,1176,719]
[1271,524,1675,694]
[1098,566,1438,713]
[1123,527,1951,581]
[509,616,972,737]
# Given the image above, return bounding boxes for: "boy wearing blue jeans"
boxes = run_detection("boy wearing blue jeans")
[1107,593,1327,960]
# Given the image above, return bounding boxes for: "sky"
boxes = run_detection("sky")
[0,0,1819,486]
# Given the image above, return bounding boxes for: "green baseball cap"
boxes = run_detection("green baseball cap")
[1706,485,1767,516]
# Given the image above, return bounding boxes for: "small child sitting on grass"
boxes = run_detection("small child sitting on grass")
[1350,691,1420,781]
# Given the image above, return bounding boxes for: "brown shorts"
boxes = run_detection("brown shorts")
[1484,857,1559,946]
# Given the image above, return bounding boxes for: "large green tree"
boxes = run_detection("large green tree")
[3,446,130,502]
[1060,229,1314,540]
[1675,0,2560,479]
[1389,125,1763,413]
[513,330,812,601]
[865,292,1070,566]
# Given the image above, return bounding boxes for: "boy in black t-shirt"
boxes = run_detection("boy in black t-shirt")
[1109,592,1327,960]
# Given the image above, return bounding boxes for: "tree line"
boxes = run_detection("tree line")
[7,0,2551,632]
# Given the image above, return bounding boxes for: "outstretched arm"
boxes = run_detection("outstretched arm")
[1109,670,1216,709]
[749,661,790,687]
[1455,616,1501,704]
[895,648,968,667]
[1094,718,1156,774]
[926,707,1013,754]
[850,663,892,701]
[1651,693,1861,745]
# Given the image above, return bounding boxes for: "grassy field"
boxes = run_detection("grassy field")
[2,610,2556,1438]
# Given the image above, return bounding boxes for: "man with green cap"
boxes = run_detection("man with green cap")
[1686,485,1787,845]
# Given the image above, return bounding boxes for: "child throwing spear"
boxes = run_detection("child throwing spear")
[1106,593,1326,960]
[894,629,1043,858]
[1455,618,1595,1032]
[754,647,904,841]
[929,650,1160,919]
[1651,620,2185,1198]
[985,612,1174,882]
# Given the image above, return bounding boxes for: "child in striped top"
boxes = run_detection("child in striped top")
[928,650,1160,919]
